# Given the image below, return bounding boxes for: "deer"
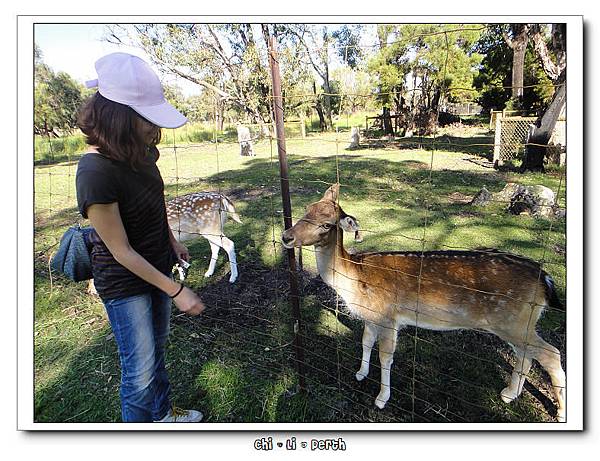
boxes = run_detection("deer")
[167,192,242,283]
[281,184,566,421]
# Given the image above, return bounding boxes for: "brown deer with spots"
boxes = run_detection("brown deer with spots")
[167,192,241,283]
[281,184,565,421]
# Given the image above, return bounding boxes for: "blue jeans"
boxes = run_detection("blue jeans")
[103,288,172,422]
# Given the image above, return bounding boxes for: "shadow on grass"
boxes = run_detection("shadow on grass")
[351,134,495,161]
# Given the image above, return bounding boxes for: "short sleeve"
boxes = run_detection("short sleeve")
[76,156,119,219]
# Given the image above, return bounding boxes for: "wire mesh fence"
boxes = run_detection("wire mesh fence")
[33,24,567,424]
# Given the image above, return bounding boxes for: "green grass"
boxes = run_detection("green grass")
[33,125,567,423]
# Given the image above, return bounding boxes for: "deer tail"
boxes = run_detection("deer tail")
[221,196,242,224]
[543,273,564,310]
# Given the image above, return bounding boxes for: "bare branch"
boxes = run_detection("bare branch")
[169,67,231,100]
[529,24,564,82]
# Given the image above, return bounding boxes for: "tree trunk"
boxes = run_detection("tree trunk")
[511,25,528,101]
[322,81,333,131]
[382,107,393,135]
[504,24,529,106]
[522,74,565,172]
[315,102,327,131]
[521,24,567,172]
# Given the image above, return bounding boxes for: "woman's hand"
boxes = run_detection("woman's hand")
[172,285,205,316]
[172,240,190,263]
[87,203,204,315]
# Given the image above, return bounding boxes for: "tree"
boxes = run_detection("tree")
[474,25,554,113]
[332,25,364,69]
[278,25,338,131]
[105,24,274,132]
[502,24,529,108]
[330,65,376,115]
[369,24,483,136]
[521,24,566,172]
[34,44,86,136]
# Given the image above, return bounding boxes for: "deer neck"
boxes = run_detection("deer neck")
[314,227,351,289]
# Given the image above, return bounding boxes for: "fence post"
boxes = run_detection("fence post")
[268,35,306,391]
[493,112,503,168]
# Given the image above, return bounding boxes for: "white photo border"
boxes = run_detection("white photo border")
[18,14,584,431]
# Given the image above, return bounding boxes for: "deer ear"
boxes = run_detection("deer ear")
[339,215,363,242]
[339,214,357,230]
[340,212,363,242]
[322,183,340,202]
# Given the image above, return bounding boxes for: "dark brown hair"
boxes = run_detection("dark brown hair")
[77,92,162,170]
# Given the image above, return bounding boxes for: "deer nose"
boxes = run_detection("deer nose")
[281,232,295,246]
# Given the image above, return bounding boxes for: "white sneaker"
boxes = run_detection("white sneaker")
[155,406,203,423]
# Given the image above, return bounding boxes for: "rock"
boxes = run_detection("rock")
[470,187,493,206]
[471,182,558,218]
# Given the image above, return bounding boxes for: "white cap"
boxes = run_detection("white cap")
[85,52,187,129]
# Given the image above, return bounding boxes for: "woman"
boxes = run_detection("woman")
[76,52,205,423]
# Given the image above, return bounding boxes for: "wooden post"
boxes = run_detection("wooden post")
[493,112,503,168]
[268,36,306,390]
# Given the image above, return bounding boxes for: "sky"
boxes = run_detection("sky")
[34,23,377,98]
[34,24,202,96]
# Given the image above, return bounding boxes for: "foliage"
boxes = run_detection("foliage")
[330,66,378,114]
[369,24,483,109]
[106,24,273,127]
[34,44,87,136]
[331,25,364,69]
[473,25,555,113]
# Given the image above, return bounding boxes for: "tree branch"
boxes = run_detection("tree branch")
[529,24,563,82]
[502,29,514,49]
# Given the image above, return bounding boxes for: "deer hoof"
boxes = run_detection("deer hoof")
[355,370,367,382]
[500,386,518,403]
[375,391,390,409]
[375,398,387,410]
[229,273,238,283]
[204,270,214,278]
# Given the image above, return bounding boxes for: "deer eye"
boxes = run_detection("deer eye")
[321,223,333,230]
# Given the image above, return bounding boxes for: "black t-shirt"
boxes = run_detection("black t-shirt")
[76,149,176,300]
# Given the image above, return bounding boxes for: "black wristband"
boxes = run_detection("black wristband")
[170,283,184,299]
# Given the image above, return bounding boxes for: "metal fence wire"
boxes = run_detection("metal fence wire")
[33,25,567,424]
[494,116,537,164]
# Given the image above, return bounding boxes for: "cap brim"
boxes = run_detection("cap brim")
[131,101,187,129]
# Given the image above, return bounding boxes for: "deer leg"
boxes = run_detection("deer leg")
[202,234,238,283]
[219,236,238,283]
[375,325,398,409]
[203,238,221,278]
[356,321,378,382]
[529,334,566,422]
[501,346,532,404]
